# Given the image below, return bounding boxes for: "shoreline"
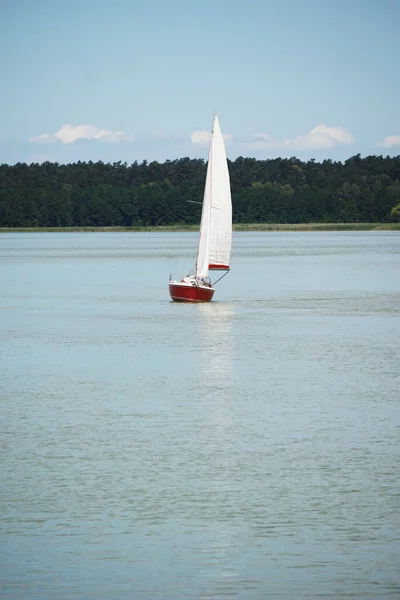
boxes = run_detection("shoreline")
[0,223,399,233]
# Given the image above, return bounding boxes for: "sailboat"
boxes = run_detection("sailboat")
[169,115,232,302]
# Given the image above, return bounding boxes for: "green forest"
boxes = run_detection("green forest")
[1,154,400,227]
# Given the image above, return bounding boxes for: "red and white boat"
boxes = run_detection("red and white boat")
[169,115,232,303]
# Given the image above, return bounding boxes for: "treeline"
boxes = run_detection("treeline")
[1,154,400,227]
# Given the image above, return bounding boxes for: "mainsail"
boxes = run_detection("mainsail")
[195,115,232,279]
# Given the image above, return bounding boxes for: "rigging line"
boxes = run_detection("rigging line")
[212,270,230,286]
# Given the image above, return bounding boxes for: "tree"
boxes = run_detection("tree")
[390,203,400,222]
[0,155,399,227]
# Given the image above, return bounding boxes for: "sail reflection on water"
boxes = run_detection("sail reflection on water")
[195,303,240,589]
[197,302,235,406]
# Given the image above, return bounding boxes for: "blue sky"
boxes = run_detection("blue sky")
[1,0,399,164]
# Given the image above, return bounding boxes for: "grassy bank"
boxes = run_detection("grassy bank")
[0,223,399,233]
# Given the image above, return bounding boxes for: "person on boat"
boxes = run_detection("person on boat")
[200,277,211,287]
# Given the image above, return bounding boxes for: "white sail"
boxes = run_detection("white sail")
[195,137,212,278]
[208,116,232,270]
[195,115,232,278]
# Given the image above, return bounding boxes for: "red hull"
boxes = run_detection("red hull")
[169,282,215,302]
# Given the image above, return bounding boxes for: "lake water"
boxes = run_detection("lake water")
[1,231,399,599]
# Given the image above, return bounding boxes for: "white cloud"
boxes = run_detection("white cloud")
[248,133,274,150]
[378,135,400,148]
[287,124,354,149]
[30,124,131,144]
[191,129,211,145]
[190,129,233,145]
[249,124,354,151]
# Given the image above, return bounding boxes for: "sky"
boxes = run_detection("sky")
[0,0,399,165]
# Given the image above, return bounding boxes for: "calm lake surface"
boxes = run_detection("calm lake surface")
[1,231,399,599]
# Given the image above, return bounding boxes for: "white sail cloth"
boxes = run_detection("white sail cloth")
[195,116,232,279]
